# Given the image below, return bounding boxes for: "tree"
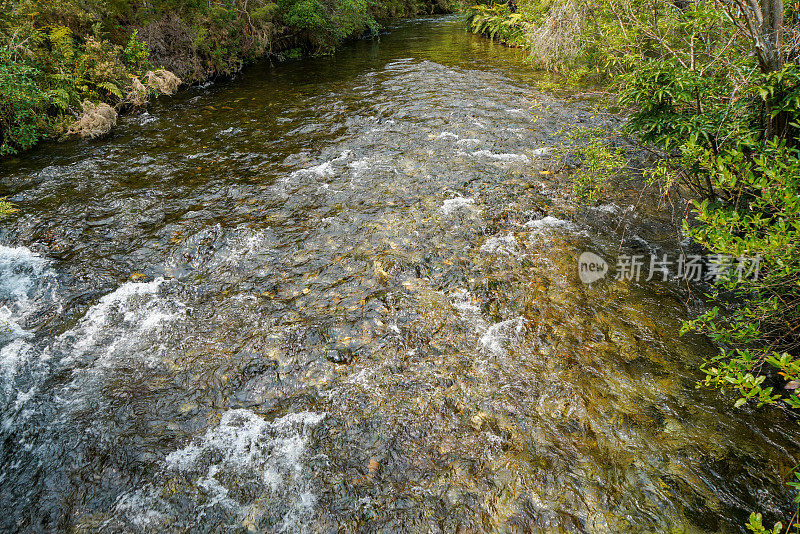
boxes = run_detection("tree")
[721,0,784,73]
[719,0,794,140]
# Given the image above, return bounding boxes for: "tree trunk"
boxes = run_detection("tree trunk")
[724,0,787,138]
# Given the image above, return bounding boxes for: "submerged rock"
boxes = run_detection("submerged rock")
[326,348,353,364]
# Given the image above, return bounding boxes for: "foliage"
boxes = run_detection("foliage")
[280,0,380,53]
[620,44,800,441]
[678,138,800,406]
[0,2,160,152]
[553,126,628,203]
[745,512,785,534]
[0,47,50,155]
[123,30,152,73]
[464,3,525,45]
[0,198,17,219]
[283,0,328,34]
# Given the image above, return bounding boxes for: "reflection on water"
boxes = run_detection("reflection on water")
[0,15,797,533]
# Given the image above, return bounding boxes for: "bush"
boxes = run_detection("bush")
[555,126,627,203]
[123,29,152,72]
[682,138,800,408]
[0,48,49,155]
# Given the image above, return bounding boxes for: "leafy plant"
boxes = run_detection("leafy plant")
[465,3,525,44]
[0,198,18,219]
[123,29,151,73]
[0,47,49,155]
[553,125,628,203]
[681,138,800,409]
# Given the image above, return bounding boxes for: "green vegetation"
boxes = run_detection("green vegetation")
[0,46,48,155]
[0,0,451,155]
[466,0,800,528]
[553,125,627,202]
[0,197,17,219]
[464,3,525,45]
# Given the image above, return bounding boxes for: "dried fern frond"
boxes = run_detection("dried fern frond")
[68,101,118,139]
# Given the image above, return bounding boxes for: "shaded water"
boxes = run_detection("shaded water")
[0,15,798,533]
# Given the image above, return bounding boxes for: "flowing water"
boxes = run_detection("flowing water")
[0,15,798,533]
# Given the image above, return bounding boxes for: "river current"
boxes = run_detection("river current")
[0,15,797,533]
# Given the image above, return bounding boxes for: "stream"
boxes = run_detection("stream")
[0,15,798,533]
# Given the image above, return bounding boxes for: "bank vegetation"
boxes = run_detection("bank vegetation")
[0,0,452,155]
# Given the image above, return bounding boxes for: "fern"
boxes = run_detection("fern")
[97,81,123,99]
[0,198,17,220]
[465,3,524,43]
[48,26,75,67]
[46,88,71,110]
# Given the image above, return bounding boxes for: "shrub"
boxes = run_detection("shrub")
[555,126,627,203]
[0,47,49,155]
[282,0,328,34]
[123,29,152,72]
[681,138,800,408]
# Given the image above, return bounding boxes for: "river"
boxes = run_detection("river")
[0,15,797,533]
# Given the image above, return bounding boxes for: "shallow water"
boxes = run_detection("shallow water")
[0,15,798,533]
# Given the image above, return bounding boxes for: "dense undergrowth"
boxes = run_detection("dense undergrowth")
[467,0,800,529]
[0,0,452,155]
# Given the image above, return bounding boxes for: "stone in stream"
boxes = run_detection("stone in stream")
[326,348,353,364]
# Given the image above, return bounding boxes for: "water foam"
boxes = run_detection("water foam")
[593,203,634,215]
[451,290,524,357]
[469,149,529,162]
[110,409,326,531]
[524,216,574,232]
[479,317,525,356]
[455,138,480,147]
[0,306,32,343]
[480,233,520,256]
[451,290,486,332]
[440,197,478,216]
[0,245,59,426]
[0,245,48,302]
[289,150,352,180]
[59,278,181,364]
[0,246,59,338]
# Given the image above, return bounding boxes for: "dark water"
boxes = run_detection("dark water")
[0,15,797,533]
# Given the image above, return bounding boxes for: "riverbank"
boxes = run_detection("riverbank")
[0,0,454,156]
